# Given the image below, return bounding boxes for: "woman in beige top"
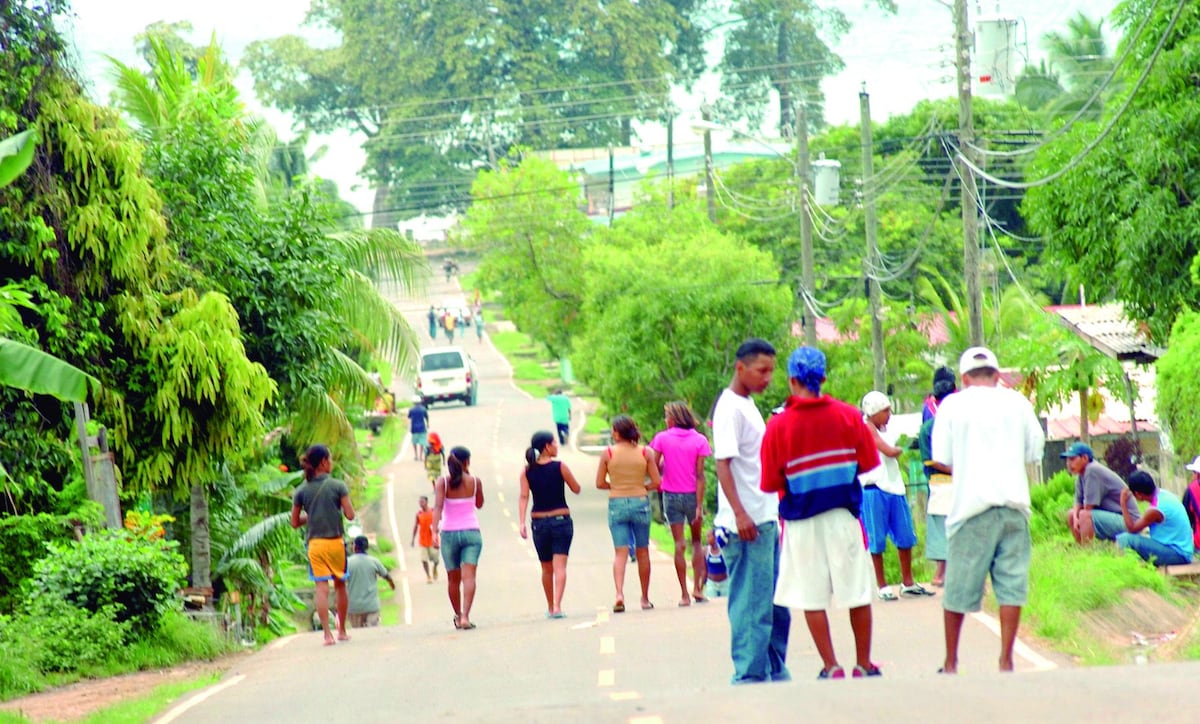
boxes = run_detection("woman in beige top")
[596,415,661,612]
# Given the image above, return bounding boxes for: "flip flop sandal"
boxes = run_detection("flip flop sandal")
[612,601,626,613]
[453,618,462,629]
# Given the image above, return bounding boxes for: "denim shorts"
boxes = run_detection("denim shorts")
[531,515,574,562]
[608,496,651,549]
[663,492,699,526]
[440,529,482,570]
[944,507,1030,612]
[861,487,917,554]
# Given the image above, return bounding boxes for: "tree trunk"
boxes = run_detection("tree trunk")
[371,184,393,230]
[1078,387,1089,444]
[190,482,212,598]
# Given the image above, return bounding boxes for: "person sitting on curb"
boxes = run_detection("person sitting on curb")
[860,391,934,600]
[1116,470,1196,566]
[1063,442,1140,544]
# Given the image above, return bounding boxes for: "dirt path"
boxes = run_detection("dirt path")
[0,653,248,723]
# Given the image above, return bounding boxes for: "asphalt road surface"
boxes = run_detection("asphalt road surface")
[157,270,1200,724]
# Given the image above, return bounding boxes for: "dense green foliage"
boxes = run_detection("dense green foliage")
[1155,310,1200,456]
[1024,0,1200,341]
[28,530,187,634]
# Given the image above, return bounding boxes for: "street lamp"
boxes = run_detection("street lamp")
[689,113,818,346]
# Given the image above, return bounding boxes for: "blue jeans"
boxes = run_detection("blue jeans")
[1116,533,1192,566]
[722,521,790,684]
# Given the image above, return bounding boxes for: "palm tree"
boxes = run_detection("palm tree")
[1016,13,1113,121]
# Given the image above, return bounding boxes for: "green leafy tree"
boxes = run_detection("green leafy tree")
[244,0,692,221]
[1023,0,1200,341]
[457,154,593,356]
[714,1,896,135]
[1157,310,1200,457]
[574,197,791,428]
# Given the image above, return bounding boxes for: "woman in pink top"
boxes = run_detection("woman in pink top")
[432,446,484,630]
[649,401,712,606]
[596,415,661,612]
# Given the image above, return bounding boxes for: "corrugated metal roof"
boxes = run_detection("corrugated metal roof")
[1047,303,1164,363]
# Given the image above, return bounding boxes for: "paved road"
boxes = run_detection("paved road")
[158,270,1199,723]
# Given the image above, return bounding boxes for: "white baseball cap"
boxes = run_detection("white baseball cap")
[861,390,891,416]
[1186,455,1200,473]
[959,346,1000,375]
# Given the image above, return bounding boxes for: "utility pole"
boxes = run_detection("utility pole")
[666,113,675,210]
[607,143,615,225]
[860,85,886,392]
[955,0,984,346]
[702,105,716,223]
[796,101,816,346]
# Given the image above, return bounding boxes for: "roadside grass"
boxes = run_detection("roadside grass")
[0,713,30,723]
[74,672,221,724]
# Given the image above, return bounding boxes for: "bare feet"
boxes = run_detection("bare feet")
[323,636,336,647]
[337,632,351,642]
[678,597,691,607]
[692,591,707,603]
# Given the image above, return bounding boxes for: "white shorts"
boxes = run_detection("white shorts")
[774,508,874,610]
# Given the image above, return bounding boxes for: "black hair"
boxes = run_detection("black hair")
[300,444,330,481]
[447,446,471,489]
[611,415,641,444]
[526,431,556,467]
[736,338,776,362]
[933,366,955,387]
[933,379,956,401]
[354,536,369,553]
[1127,469,1156,496]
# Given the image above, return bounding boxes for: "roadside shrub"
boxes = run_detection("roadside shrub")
[0,505,100,614]
[1030,470,1074,541]
[117,611,232,669]
[27,530,186,634]
[0,614,46,700]
[23,600,129,672]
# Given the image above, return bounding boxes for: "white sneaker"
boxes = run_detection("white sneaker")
[877,586,898,601]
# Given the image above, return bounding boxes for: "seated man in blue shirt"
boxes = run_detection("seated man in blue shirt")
[1116,470,1195,567]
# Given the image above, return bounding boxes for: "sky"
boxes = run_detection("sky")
[64,0,1120,217]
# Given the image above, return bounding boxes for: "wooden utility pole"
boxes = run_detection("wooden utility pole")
[797,102,816,346]
[860,86,886,392]
[702,105,716,223]
[955,0,985,346]
[666,113,675,210]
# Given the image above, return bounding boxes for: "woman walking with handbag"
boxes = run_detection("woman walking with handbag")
[519,431,582,619]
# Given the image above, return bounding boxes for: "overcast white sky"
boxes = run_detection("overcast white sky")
[64,0,1119,216]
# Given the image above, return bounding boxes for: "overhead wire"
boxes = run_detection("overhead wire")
[955,0,1185,190]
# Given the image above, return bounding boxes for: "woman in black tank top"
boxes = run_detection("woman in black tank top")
[519,431,582,618]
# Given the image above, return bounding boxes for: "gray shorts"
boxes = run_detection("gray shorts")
[663,492,699,526]
[943,507,1031,613]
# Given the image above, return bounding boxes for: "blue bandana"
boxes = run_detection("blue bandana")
[787,347,825,394]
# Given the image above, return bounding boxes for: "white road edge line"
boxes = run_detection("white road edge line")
[386,462,413,626]
[154,674,246,724]
[969,611,1057,670]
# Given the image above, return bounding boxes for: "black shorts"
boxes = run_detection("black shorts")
[531,515,574,562]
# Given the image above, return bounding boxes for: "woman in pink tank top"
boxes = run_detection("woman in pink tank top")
[432,446,485,630]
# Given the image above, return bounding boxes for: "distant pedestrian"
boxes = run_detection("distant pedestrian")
[547,390,571,445]
[648,401,712,606]
[596,415,661,613]
[931,347,1045,673]
[1117,470,1195,566]
[424,432,445,486]
[919,372,957,587]
[442,310,456,342]
[408,397,430,461]
[290,444,356,646]
[474,311,484,342]
[432,446,484,630]
[712,338,790,684]
[518,431,582,618]
[859,391,934,600]
[762,347,881,679]
[411,495,439,582]
[346,536,395,628]
[427,305,438,340]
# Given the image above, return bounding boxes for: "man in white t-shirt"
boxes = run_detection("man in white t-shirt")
[860,391,934,601]
[931,346,1045,673]
[712,338,790,684]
